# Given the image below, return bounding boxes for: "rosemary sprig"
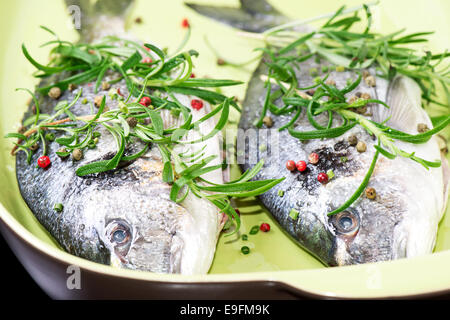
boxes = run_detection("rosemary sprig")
[234,4,449,216]
[23,26,242,111]
[240,4,450,108]
[281,78,447,215]
[6,29,283,233]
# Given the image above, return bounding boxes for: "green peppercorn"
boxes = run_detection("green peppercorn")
[92,131,101,138]
[94,96,103,108]
[362,70,371,79]
[72,148,83,161]
[102,82,111,91]
[417,123,429,133]
[365,187,376,200]
[48,87,62,99]
[126,117,138,128]
[336,65,345,72]
[347,96,359,104]
[262,116,273,128]
[356,141,367,153]
[57,147,70,159]
[242,234,248,241]
[30,143,39,151]
[87,140,97,149]
[361,92,371,100]
[365,75,376,87]
[321,65,329,73]
[241,246,250,255]
[348,135,358,146]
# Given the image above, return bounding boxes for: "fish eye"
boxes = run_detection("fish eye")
[112,228,129,244]
[330,210,360,235]
[105,220,132,246]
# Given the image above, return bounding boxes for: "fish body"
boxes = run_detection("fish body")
[238,60,448,266]
[17,77,225,275]
[188,0,449,265]
[15,0,225,274]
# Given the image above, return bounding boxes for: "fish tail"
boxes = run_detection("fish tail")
[184,0,289,33]
[65,0,136,41]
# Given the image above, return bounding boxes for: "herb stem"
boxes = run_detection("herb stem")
[262,1,378,37]
[327,145,380,216]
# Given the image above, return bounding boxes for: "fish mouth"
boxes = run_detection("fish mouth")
[103,215,185,273]
[111,233,183,273]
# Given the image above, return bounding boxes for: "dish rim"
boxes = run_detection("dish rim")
[2,200,450,299]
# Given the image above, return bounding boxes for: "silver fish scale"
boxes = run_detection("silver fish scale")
[238,54,407,266]
[15,76,182,272]
[184,0,446,267]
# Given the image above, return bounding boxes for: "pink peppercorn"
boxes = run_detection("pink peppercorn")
[37,156,51,169]
[317,172,329,184]
[139,96,152,107]
[309,152,319,164]
[296,160,307,172]
[286,160,296,171]
[191,99,204,110]
[181,18,190,28]
[260,223,270,232]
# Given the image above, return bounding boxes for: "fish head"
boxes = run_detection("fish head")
[291,75,446,267]
[98,189,190,273]
[324,150,444,266]
[82,156,221,274]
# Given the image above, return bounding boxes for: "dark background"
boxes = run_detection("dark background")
[1,234,49,300]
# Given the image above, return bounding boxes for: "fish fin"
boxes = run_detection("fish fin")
[65,0,136,41]
[184,0,288,33]
[373,75,432,134]
[239,0,284,16]
[375,75,450,217]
